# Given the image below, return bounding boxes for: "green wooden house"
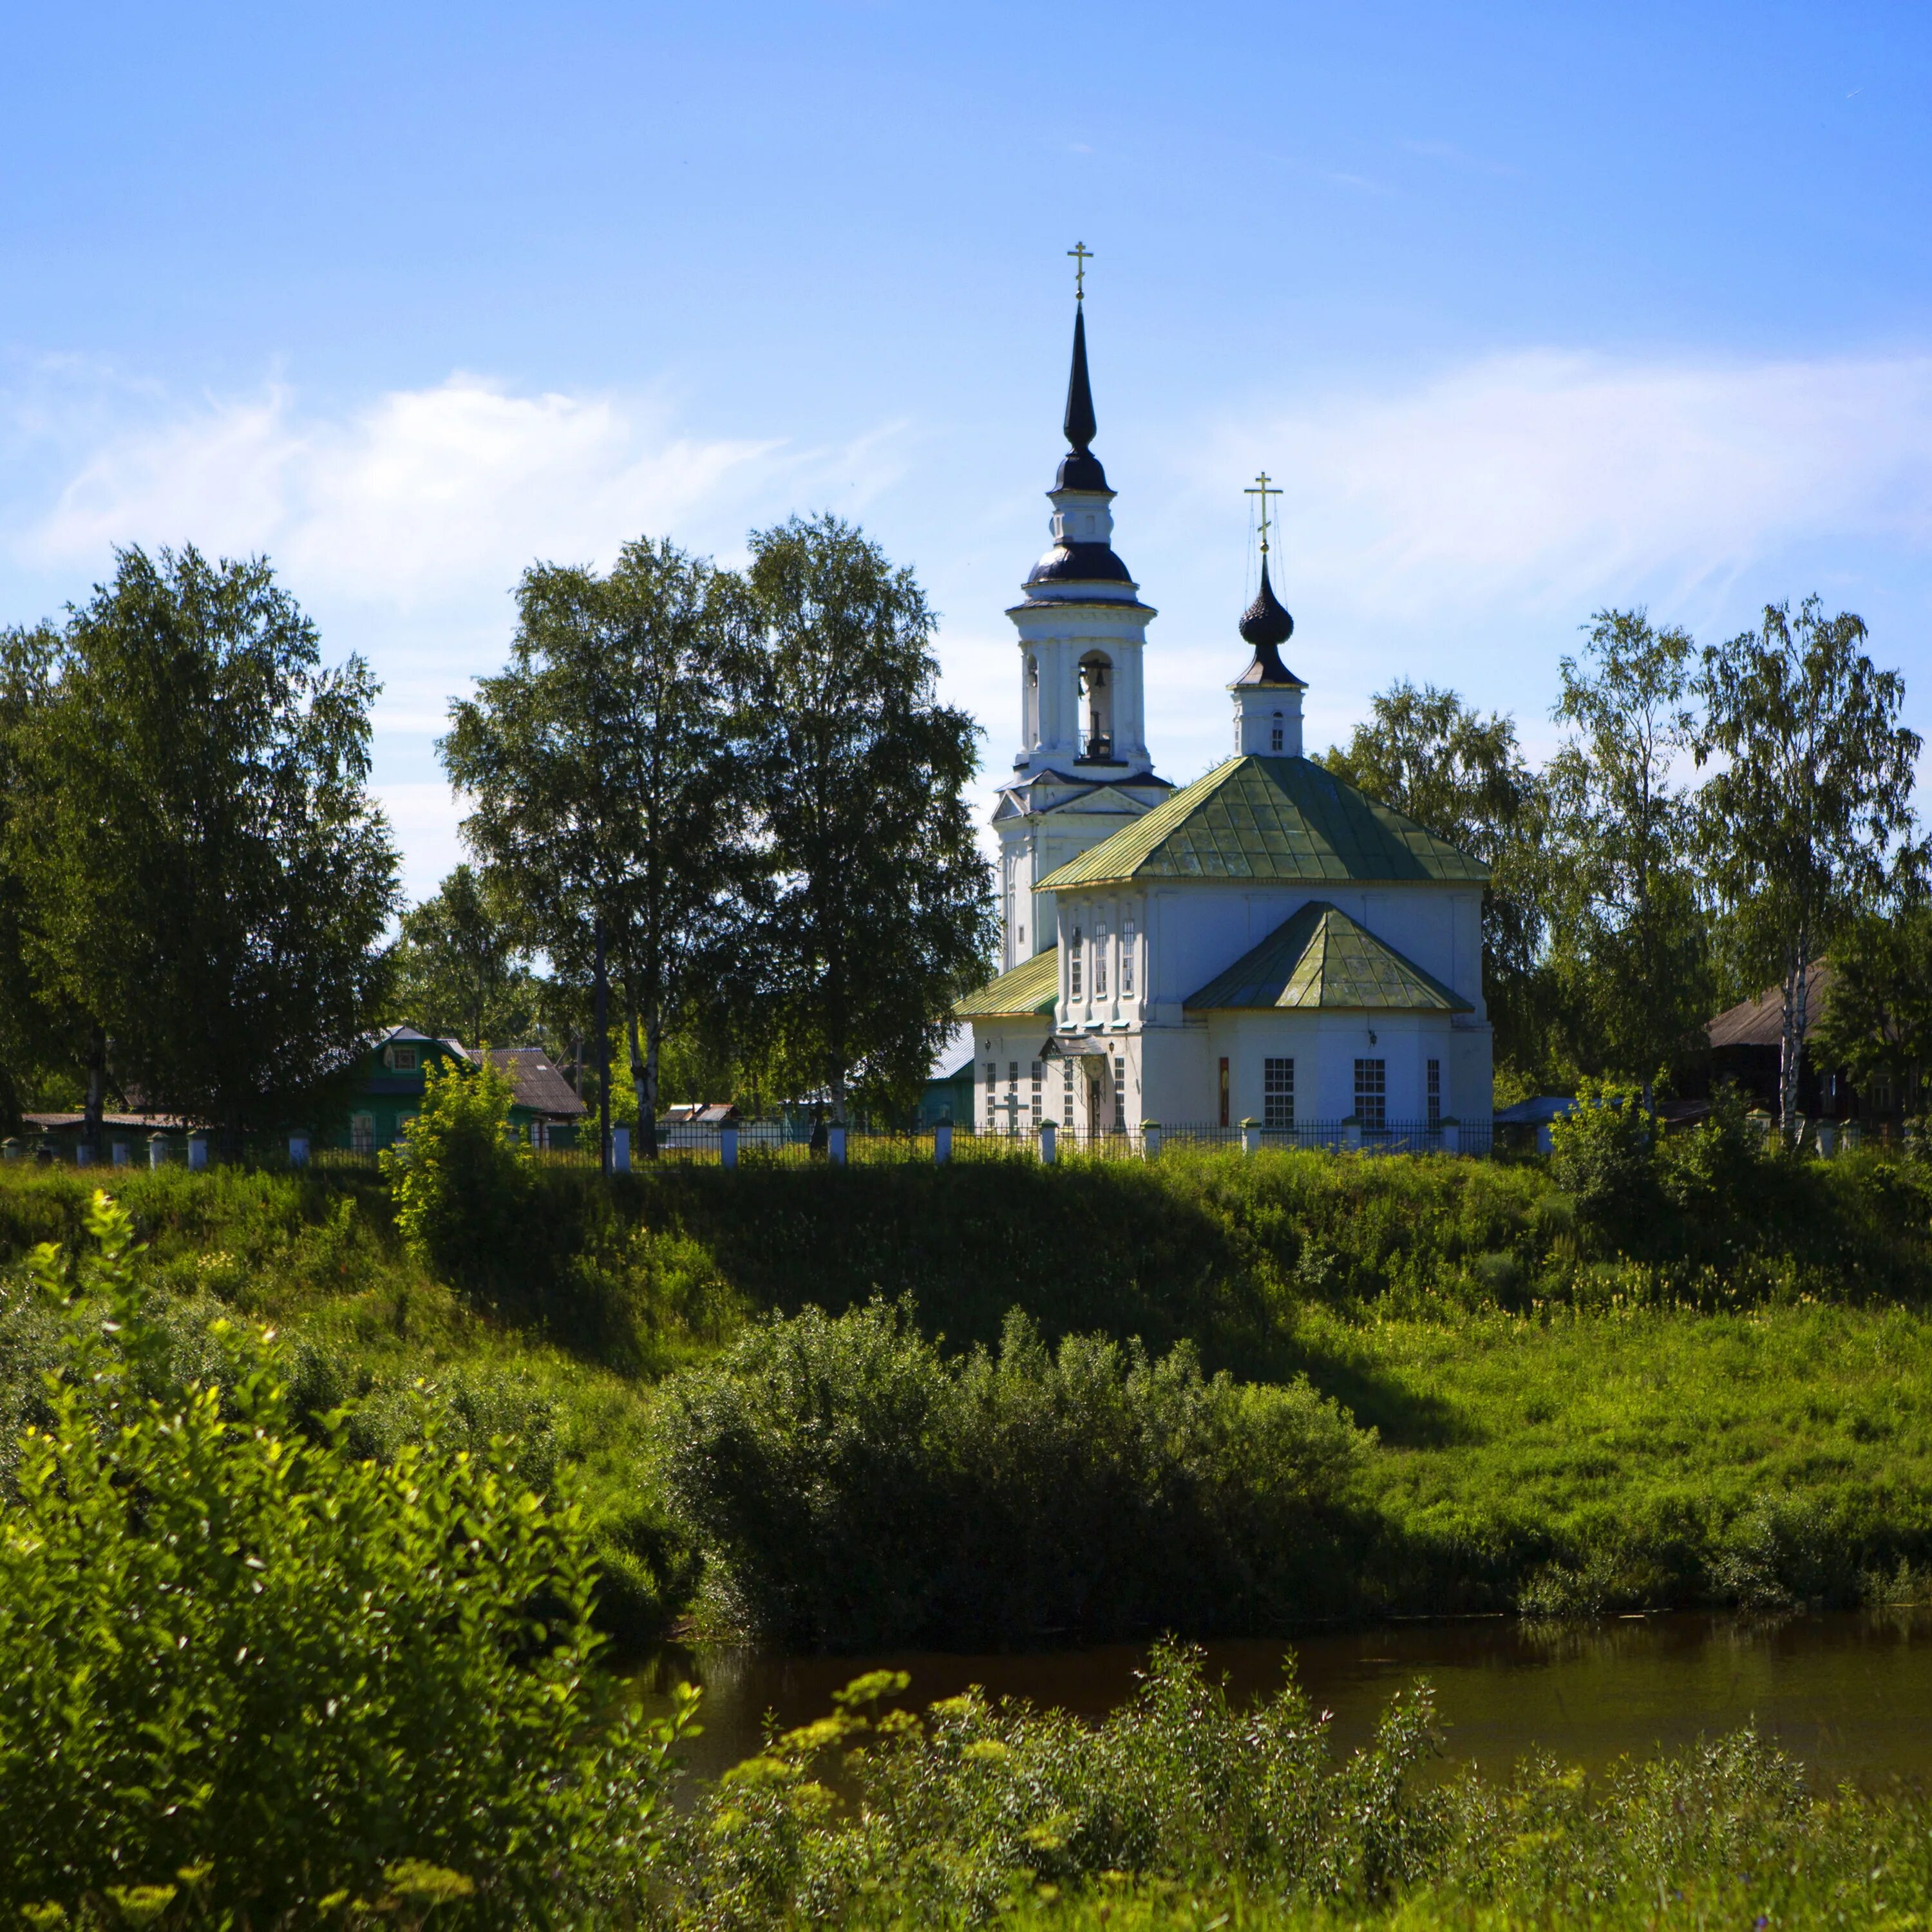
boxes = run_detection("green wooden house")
[341,1027,586,1152]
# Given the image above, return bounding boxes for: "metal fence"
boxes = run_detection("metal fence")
[3,1115,1498,1174]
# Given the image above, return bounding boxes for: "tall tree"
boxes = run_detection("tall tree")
[8,547,397,1146]
[741,513,994,1122]
[390,864,536,1048]
[1695,596,1923,1131]
[0,625,80,1130]
[1321,681,1549,1077]
[441,536,751,1159]
[1544,609,1710,1104]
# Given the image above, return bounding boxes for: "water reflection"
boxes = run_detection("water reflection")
[624,1610,1932,1789]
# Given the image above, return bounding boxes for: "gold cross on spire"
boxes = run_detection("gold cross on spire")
[1245,469,1282,556]
[1067,240,1093,301]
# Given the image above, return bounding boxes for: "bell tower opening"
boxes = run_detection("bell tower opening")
[1078,652,1113,762]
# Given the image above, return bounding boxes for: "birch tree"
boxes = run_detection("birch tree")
[442,537,752,1159]
[1694,596,1922,1133]
[740,514,994,1123]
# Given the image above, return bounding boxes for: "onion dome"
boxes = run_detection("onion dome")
[1233,560,1304,687]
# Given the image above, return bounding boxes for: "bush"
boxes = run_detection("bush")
[655,1645,1928,1930]
[382,1055,533,1293]
[0,1191,690,1924]
[656,1300,1374,1647]
[1547,1079,1656,1245]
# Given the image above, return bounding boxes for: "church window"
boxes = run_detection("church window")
[1270,712,1283,753]
[1427,1058,1442,1128]
[1030,1061,1043,1123]
[1025,654,1039,746]
[1070,927,1083,999]
[1094,919,1108,998]
[1113,1055,1128,1133]
[1218,1057,1230,1129]
[1354,1059,1387,1131]
[985,1063,998,1130]
[1121,916,1135,995]
[1264,1058,1294,1130]
[1062,1059,1075,1129]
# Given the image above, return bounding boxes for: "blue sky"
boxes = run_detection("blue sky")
[6,2,1932,898]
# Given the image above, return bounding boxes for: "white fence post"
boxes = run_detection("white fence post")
[934,1121,952,1164]
[1038,1120,1056,1164]
[1343,1115,1363,1153]
[1141,1119,1161,1160]
[1439,1117,1460,1156]
[1240,1117,1260,1157]
[828,1124,847,1165]
[187,1135,208,1171]
[112,1140,130,1168]
[289,1133,310,1168]
[75,1142,92,1167]
[148,1133,168,1170]
[721,1124,739,1170]
[1817,1120,1839,1158]
[612,1126,631,1173]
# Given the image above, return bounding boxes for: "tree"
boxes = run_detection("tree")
[7,547,397,1147]
[740,514,995,1123]
[1808,904,1932,1110]
[1695,596,1924,1131]
[442,536,752,1159]
[390,864,536,1048]
[1321,681,1549,1078]
[1544,609,1711,1104]
[0,624,80,1130]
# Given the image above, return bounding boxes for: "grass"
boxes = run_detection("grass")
[5,1141,1932,1637]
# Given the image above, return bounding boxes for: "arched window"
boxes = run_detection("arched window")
[1094,918,1109,998]
[1069,925,1084,999]
[1270,711,1284,753]
[1024,654,1039,746]
[1078,654,1113,761]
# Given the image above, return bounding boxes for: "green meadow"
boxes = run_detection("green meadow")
[5,1139,1931,1641]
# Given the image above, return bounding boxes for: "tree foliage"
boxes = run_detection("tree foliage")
[443,536,753,1156]
[739,516,996,1121]
[1809,905,1932,1105]
[1545,610,1711,1099]
[0,1191,689,1923]
[1321,680,1547,1075]
[5,547,397,1143]
[389,863,536,1048]
[1695,597,1923,1128]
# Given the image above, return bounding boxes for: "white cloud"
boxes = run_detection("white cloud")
[23,374,786,605]
[1200,349,1932,627]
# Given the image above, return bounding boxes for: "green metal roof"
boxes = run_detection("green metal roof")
[1034,755,1488,891]
[1185,900,1473,1013]
[954,943,1059,1019]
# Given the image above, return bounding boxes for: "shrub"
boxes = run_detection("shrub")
[656,1300,1374,1647]
[381,1054,533,1293]
[0,1191,690,1924]
[1547,1079,1656,1245]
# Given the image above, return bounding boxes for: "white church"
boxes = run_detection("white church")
[956,294,1495,1141]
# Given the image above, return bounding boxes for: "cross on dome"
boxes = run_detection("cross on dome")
[1067,240,1093,301]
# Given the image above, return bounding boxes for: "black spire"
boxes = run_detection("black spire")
[1056,303,1110,493]
[1234,559,1303,687]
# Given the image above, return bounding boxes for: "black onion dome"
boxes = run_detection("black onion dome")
[1233,560,1304,687]
[1027,541,1135,588]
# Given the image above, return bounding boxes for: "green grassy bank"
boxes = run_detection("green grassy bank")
[4,1144,1932,1640]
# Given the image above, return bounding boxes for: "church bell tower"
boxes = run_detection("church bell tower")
[990,251,1172,971]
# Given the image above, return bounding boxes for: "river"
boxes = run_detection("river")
[626,1609,1932,1788]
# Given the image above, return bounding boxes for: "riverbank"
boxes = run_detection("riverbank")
[5,1150,1932,1639]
